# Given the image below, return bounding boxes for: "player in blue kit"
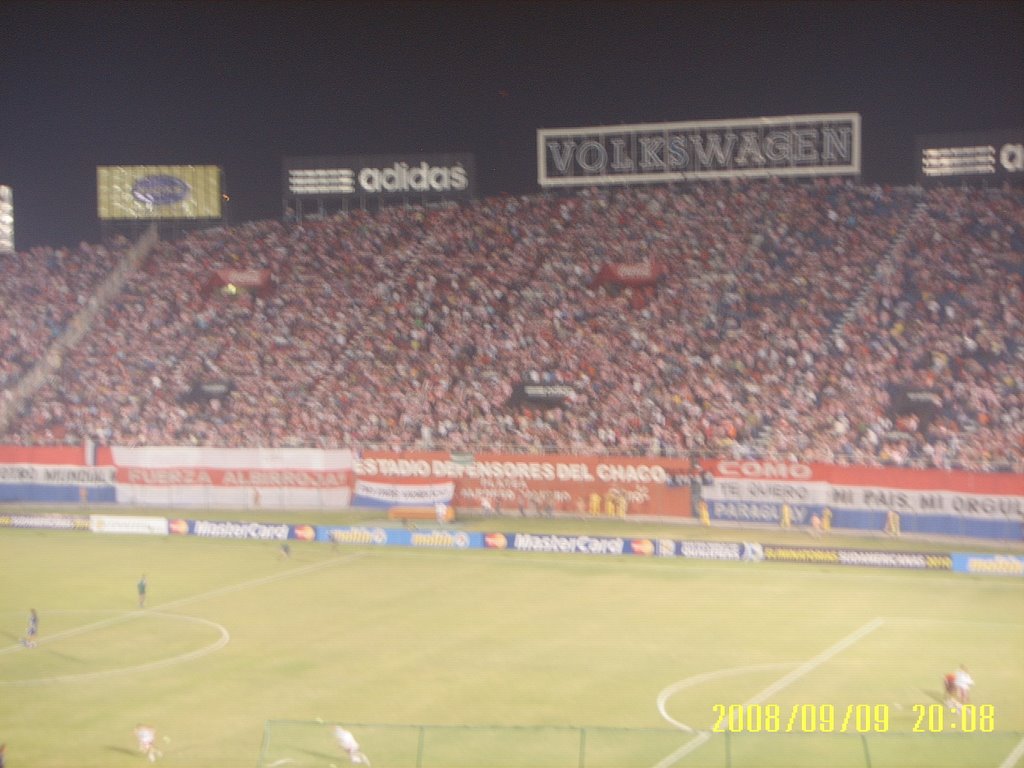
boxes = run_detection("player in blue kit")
[22,609,38,648]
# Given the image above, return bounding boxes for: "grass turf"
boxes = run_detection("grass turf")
[1,515,1022,767]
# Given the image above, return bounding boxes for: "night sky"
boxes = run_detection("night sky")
[2,0,1022,250]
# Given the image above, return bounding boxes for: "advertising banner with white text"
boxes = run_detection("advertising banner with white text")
[0,445,115,503]
[354,451,694,517]
[100,446,353,509]
[699,459,1024,539]
[538,113,860,187]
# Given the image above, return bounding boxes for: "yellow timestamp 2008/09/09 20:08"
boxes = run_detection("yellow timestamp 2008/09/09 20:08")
[710,703,997,734]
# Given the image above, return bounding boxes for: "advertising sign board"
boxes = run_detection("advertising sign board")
[916,129,1024,186]
[538,112,860,187]
[283,153,475,202]
[97,165,223,220]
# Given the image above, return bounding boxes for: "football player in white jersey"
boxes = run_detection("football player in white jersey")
[333,725,371,766]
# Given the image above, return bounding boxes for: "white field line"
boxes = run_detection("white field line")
[653,617,884,768]
[999,735,1024,768]
[0,552,362,656]
[656,663,794,732]
[745,617,884,706]
[0,611,230,686]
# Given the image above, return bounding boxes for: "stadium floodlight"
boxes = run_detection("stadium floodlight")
[0,185,13,253]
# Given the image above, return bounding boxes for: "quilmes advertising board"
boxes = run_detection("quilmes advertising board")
[916,129,1024,186]
[283,153,475,201]
[538,112,860,188]
[97,165,223,220]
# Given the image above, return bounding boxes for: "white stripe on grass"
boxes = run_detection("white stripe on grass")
[0,611,229,685]
[0,551,363,656]
[656,662,795,732]
[999,735,1024,768]
[745,617,884,706]
[653,617,884,768]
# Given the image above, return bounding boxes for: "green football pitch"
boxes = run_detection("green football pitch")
[1,516,1022,768]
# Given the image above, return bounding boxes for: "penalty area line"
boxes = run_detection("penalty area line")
[653,617,884,768]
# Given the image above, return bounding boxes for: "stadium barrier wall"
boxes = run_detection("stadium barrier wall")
[6,510,1022,577]
[2,446,1021,542]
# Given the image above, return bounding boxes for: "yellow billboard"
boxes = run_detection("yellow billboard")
[97,165,222,220]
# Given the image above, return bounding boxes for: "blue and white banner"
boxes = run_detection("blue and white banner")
[352,479,454,509]
[318,525,481,550]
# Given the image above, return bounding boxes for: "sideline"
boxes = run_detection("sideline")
[653,617,884,768]
[0,551,363,657]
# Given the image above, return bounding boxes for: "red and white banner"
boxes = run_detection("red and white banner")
[102,446,353,509]
[594,261,664,287]
[0,445,116,503]
[354,451,694,517]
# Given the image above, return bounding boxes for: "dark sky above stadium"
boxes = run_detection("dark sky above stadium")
[2,0,1022,249]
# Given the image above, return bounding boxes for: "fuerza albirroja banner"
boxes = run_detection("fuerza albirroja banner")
[100,446,353,509]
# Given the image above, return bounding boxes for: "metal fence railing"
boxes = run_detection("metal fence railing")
[259,720,1024,768]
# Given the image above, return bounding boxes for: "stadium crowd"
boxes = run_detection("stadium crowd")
[1,180,1021,472]
[0,238,130,394]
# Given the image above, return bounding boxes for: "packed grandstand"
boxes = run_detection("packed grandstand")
[0,179,1021,473]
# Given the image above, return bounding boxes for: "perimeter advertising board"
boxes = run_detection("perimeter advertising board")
[538,113,860,187]
[283,153,475,202]
[97,165,223,220]
[916,129,1024,186]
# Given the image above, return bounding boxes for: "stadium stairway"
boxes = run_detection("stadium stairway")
[0,224,159,435]
[829,200,929,348]
[743,200,929,461]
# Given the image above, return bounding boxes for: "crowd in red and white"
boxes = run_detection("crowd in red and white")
[0,238,130,394]
[1,180,1020,472]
